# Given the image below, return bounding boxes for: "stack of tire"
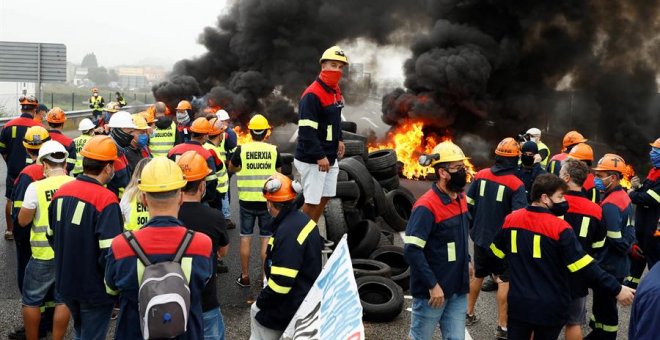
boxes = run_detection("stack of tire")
[323,122,416,323]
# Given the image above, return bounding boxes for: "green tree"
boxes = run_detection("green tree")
[88,67,110,86]
[81,53,98,68]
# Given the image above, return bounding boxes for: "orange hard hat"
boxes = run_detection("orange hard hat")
[140,110,155,124]
[176,100,192,111]
[207,117,225,136]
[562,131,588,149]
[593,153,627,173]
[650,138,660,149]
[495,137,521,157]
[176,150,211,182]
[567,143,594,162]
[80,135,118,161]
[46,107,67,124]
[19,95,39,106]
[262,173,298,202]
[190,117,212,134]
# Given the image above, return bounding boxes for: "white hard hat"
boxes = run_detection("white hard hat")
[37,141,69,164]
[78,118,95,131]
[107,111,137,129]
[216,109,230,121]
[526,128,542,136]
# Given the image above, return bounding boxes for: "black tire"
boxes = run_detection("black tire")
[369,245,410,291]
[352,259,391,278]
[281,163,292,176]
[347,220,380,258]
[344,207,363,229]
[369,166,398,181]
[372,179,388,216]
[344,140,365,157]
[356,276,404,322]
[382,188,415,231]
[338,157,374,206]
[378,175,400,191]
[377,232,394,248]
[341,121,357,133]
[367,149,397,171]
[337,169,349,182]
[349,155,365,165]
[324,198,347,244]
[342,131,367,143]
[280,152,294,164]
[336,180,360,201]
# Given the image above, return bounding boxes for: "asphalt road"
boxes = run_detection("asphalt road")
[0,113,636,339]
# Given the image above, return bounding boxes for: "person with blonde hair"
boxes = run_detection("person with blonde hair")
[120,158,151,231]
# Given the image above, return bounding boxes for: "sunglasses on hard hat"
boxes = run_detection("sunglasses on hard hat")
[335,50,346,57]
[262,177,283,195]
[19,95,38,103]
[418,153,440,167]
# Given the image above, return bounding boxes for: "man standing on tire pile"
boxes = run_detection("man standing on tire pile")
[466,137,528,339]
[250,173,321,340]
[404,141,472,340]
[294,46,347,224]
[229,114,282,288]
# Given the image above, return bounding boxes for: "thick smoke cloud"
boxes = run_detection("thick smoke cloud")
[169,0,425,126]
[384,0,660,167]
[151,75,201,114]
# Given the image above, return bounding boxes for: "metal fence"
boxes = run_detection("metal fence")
[0,104,151,127]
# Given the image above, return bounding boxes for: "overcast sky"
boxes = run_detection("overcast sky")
[0,0,229,68]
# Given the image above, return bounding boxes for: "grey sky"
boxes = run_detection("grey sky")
[0,0,229,67]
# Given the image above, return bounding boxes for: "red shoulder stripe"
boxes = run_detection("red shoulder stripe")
[301,81,336,107]
[503,209,570,241]
[550,153,568,162]
[3,117,41,128]
[601,190,632,212]
[17,164,44,183]
[583,173,595,191]
[413,190,468,223]
[112,227,212,260]
[648,168,660,181]
[565,195,602,220]
[53,179,118,211]
[475,168,524,191]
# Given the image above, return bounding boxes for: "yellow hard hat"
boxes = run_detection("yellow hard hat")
[105,102,120,113]
[23,126,50,150]
[131,114,149,130]
[248,114,271,130]
[419,141,470,167]
[138,157,187,193]
[319,46,348,65]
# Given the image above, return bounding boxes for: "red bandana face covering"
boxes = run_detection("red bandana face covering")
[319,69,343,88]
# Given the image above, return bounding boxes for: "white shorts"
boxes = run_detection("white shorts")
[294,159,339,205]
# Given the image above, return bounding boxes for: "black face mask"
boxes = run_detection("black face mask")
[111,128,134,148]
[446,168,468,192]
[521,154,535,166]
[549,200,569,216]
[155,117,172,129]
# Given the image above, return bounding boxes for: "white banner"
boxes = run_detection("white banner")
[282,235,364,340]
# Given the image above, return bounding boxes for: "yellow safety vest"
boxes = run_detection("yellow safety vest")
[538,141,550,168]
[236,142,277,202]
[72,134,92,175]
[90,96,104,110]
[124,197,150,231]
[203,142,229,194]
[149,122,177,157]
[33,175,75,260]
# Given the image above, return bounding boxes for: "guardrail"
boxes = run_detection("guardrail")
[0,104,151,128]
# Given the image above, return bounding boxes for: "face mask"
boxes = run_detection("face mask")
[446,168,468,192]
[176,111,190,125]
[521,154,535,166]
[111,128,134,148]
[594,177,608,191]
[548,200,569,216]
[530,137,539,143]
[94,93,98,97]
[136,134,148,148]
[651,149,660,168]
[319,69,343,88]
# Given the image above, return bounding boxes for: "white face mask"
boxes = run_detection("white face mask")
[531,136,539,143]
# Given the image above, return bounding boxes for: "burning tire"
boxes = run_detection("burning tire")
[378,175,400,192]
[324,198,347,245]
[366,149,397,171]
[352,259,391,278]
[343,140,366,158]
[369,245,410,290]
[356,276,404,322]
[341,121,357,133]
[382,187,415,231]
[347,220,380,258]
[339,157,374,206]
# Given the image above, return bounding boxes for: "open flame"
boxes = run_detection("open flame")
[620,165,635,189]
[368,119,476,180]
[234,126,253,145]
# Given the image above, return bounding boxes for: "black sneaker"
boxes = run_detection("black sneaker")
[236,275,250,288]
[465,313,478,326]
[216,260,229,274]
[225,219,236,230]
[481,276,498,292]
[496,326,508,339]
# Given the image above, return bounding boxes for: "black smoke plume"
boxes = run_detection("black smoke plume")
[151,75,202,114]
[383,0,660,168]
